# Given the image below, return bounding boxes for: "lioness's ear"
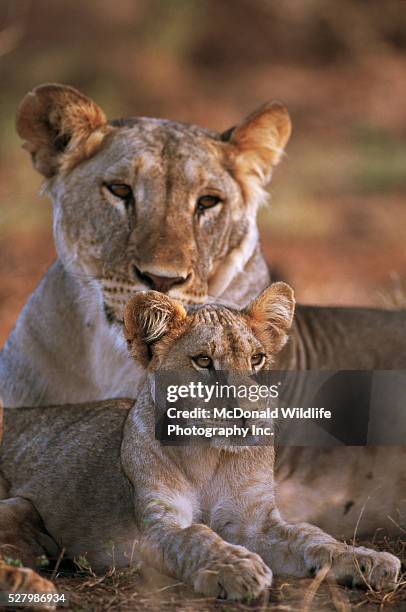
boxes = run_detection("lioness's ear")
[246,282,295,353]
[222,102,291,186]
[16,83,107,177]
[124,291,187,367]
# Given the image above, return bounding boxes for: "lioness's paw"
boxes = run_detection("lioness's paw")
[306,544,401,590]
[0,561,57,610]
[193,545,272,600]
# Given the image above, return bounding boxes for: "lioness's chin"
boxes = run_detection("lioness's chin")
[163,287,209,305]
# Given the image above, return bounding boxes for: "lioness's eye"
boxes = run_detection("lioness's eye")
[196,195,222,213]
[251,353,265,370]
[192,354,213,369]
[106,183,133,200]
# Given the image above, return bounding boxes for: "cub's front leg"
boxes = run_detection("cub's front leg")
[246,509,401,590]
[138,489,273,600]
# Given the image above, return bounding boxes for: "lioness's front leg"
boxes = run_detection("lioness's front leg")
[245,509,401,590]
[0,497,57,599]
[138,488,272,600]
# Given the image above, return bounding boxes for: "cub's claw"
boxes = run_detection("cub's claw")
[306,544,401,590]
[193,544,273,600]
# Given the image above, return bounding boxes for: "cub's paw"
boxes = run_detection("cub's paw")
[193,544,272,600]
[0,560,57,610]
[306,544,401,590]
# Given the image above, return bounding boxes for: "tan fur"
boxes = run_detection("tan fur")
[0,498,56,603]
[2,84,405,541]
[276,306,406,537]
[16,84,288,316]
[1,84,283,408]
[17,84,108,177]
[0,288,400,600]
[124,291,187,367]
[246,281,295,352]
[227,101,291,198]
[0,560,56,607]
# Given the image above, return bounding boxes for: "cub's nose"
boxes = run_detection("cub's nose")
[133,266,189,293]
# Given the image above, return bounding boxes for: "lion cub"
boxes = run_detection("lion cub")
[0,284,400,600]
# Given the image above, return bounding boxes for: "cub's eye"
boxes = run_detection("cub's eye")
[251,353,265,370]
[192,354,213,369]
[196,195,222,213]
[106,183,133,200]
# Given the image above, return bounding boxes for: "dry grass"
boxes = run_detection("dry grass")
[51,536,405,611]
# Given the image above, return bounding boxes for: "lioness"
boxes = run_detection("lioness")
[1,83,280,407]
[0,286,400,600]
[1,84,405,538]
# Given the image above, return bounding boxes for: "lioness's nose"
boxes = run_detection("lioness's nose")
[133,266,189,293]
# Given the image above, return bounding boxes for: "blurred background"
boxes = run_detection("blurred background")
[1,0,406,346]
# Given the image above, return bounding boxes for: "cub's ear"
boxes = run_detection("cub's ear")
[124,291,187,367]
[16,83,108,178]
[245,282,295,353]
[221,101,291,187]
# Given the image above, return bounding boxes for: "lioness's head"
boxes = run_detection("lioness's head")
[17,84,291,323]
[123,282,295,371]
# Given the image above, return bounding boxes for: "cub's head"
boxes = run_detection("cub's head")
[17,84,291,324]
[123,282,295,372]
